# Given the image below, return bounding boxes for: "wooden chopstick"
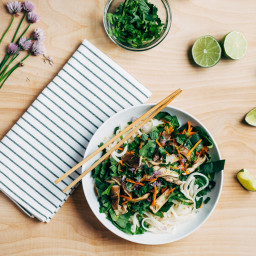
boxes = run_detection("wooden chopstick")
[55,89,182,185]
[61,89,182,193]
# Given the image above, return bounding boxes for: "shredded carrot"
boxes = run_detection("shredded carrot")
[122,201,129,205]
[176,147,190,175]
[116,160,124,166]
[167,187,176,194]
[151,185,157,206]
[199,202,203,209]
[148,177,158,183]
[187,139,202,156]
[119,169,123,172]
[161,187,168,193]
[196,151,200,156]
[155,139,162,148]
[187,121,191,133]
[187,121,198,136]
[127,151,135,154]
[169,126,174,133]
[120,195,132,200]
[162,119,171,125]
[118,147,124,151]
[171,166,185,170]
[140,176,146,182]
[164,126,169,134]
[126,178,144,186]
[200,146,208,155]
[140,141,143,149]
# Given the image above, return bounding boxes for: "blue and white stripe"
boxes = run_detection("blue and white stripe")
[0,40,151,222]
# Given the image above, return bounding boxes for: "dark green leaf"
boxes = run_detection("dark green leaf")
[200,160,225,174]
[101,183,113,196]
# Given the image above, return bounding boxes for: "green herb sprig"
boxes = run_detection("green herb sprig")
[107,0,164,48]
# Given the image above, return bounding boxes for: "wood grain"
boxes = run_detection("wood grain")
[0,0,256,255]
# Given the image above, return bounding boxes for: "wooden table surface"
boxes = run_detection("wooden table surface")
[0,0,256,255]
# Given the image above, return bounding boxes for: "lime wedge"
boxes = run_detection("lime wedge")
[245,108,256,126]
[237,169,256,192]
[222,31,247,60]
[192,35,222,68]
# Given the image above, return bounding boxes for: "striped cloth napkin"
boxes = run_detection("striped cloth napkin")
[0,40,151,222]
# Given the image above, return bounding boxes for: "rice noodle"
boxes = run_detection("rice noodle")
[130,212,140,233]
[141,201,194,233]
[140,173,209,233]
[180,172,209,211]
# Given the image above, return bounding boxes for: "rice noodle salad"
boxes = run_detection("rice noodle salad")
[92,112,225,235]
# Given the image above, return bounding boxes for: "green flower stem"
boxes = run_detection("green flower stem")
[0,53,31,89]
[0,52,19,76]
[0,15,15,44]
[0,54,11,71]
[11,12,27,43]
[16,24,31,44]
[0,70,13,89]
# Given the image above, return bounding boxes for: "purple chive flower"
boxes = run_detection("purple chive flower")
[151,169,162,179]
[6,1,22,14]
[19,37,32,50]
[133,184,140,190]
[151,181,161,187]
[7,43,19,55]
[128,167,136,173]
[147,197,152,202]
[156,181,161,187]
[27,12,40,23]
[30,41,45,56]
[181,158,187,165]
[32,28,45,42]
[23,1,34,12]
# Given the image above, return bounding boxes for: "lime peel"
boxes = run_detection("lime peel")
[245,108,256,127]
[237,169,256,192]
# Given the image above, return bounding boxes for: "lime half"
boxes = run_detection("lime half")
[222,31,247,60]
[192,35,222,68]
[237,169,256,192]
[245,108,256,126]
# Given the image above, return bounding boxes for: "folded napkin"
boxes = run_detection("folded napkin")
[0,40,151,222]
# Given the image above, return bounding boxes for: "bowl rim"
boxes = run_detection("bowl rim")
[82,104,223,244]
[103,0,172,51]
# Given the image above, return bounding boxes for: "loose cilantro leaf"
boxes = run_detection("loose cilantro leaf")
[139,139,156,157]
[176,134,187,145]
[154,112,180,129]
[141,133,149,142]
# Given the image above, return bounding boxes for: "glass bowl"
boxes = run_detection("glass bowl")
[103,0,172,51]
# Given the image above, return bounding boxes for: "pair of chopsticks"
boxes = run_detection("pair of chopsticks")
[55,89,182,193]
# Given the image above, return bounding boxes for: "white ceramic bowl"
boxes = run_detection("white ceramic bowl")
[82,104,223,245]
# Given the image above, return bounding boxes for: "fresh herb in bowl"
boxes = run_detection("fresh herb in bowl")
[107,0,165,48]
